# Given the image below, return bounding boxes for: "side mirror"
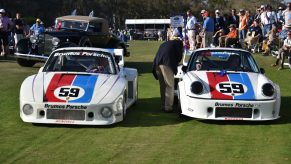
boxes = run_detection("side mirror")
[260,68,265,74]
[182,66,187,73]
[38,67,44,73]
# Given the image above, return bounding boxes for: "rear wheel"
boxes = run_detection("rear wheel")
[16,58,36,67]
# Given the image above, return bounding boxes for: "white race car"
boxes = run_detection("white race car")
[20,47,138,125]
[176,48,280,121]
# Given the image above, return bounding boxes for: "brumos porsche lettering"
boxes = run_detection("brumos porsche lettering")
[214,102,255,108]
[44,104,87,109]
[216,82,247,96]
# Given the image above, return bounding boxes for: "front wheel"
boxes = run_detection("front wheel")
[16,58,36,67]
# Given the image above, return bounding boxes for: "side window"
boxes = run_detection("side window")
[89,23,102,32]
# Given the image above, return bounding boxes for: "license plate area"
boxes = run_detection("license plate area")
[47,109,85,120]
[215,107,252,118]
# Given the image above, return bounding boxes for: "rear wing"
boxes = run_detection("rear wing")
[106,48,124,67]
[182,49,193,66]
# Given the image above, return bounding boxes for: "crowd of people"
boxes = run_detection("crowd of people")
[165,3,291,70]
[0,8,44,58]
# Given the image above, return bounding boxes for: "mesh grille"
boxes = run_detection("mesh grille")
[215,107,252,118]
[47,109,85,120]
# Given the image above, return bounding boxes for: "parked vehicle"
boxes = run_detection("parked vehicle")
[15,15,129,67]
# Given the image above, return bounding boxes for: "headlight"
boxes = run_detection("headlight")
[23,104,33,115]
[116,98,124,111]
[52,37,60,46]
[190,81,203,95]
[30,35,37,43]
[262,83,274,97]
[100,107,113,118]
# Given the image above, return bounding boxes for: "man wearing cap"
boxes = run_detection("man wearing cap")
[202,10,215,48]
[214,10,226,33]
[272,31,291,70]
[30,18,44,36]
[0,9,13,57]
[152,38,183,112]
[185,10,197,50]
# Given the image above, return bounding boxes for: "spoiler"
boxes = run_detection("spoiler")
[182,49,193,66]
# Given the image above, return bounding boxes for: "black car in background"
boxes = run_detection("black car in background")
[15,16,129,67]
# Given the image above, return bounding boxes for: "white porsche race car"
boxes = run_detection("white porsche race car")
[176,48,280,121]
[20,47,138,125]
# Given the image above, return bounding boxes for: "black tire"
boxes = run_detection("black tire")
[16,58,36,67]
[78,37,92,47]
[122,93,127,120]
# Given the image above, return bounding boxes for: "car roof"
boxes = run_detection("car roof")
[56,15,107,23]
[193,47,250,54]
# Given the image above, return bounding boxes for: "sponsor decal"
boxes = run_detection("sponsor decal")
[44,74,98,103]
[55,120,75,124]
[206,72,255,100]
[214,102,255,108]
[224,118,243,120]
[54,52,110,58]
[44,104,87,109]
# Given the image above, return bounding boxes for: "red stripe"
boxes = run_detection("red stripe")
[206,72,232,100]
[45,74,76,102]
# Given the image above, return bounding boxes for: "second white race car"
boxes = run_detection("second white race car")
[176,48,280,121]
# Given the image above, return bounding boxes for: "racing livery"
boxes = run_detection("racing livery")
[20,47,138,125]
[176,48,280,120]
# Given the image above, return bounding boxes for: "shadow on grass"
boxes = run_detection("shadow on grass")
[125,61,153,74]
[32,97,190,129]
[198,96,291,125]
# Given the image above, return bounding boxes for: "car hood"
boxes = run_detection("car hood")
[32,72,119,104]
[184,71,272,100]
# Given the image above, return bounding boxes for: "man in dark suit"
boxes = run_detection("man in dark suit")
[152,37,183,112]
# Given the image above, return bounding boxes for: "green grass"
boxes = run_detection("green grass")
[0,41,291,163]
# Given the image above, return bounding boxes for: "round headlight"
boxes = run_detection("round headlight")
[23,104,33,115]
[100,107,113,118]
[116,98,124,111]
[30,35,37,43]
[190,81,203,95]
[52,37,60,46]
[262,83,274,97]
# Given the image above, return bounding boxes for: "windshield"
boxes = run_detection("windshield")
[43,50,116,74]
[57,20,88,31]
[187,50,259,73]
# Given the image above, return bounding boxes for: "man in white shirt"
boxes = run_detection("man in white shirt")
[186,10,197,50]
[260,5,273,38]
[283,2,291,27]
[272,31,291,70]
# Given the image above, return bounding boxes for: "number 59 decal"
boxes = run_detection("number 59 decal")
[54,86,85,101]
[216,82,247,96]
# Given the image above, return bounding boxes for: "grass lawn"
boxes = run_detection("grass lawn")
[0,40,291,163]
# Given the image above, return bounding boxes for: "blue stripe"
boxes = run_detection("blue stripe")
[69,75,98,103]
[228,73,255,100]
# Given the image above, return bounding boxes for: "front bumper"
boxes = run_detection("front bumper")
[20,101,123,125]
[180,96,280,121]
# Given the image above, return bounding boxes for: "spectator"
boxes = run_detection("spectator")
[243,19,262,51]
[218,24,238,47]
[214,10,227,33]
[239,9,248,41]
[229,9,239,28]
[13,13,25,47]
[262,26,279,55]
[283,2,291,27]
[152,36,183,112]
[260,5,273,38]
[246,10,254,28]
[185,10,198,50]
[271,31,291,70]
[254,7,262,23]
[30,18,44,36]
[0,9,13,57]
[202,10,215,47]
[277,6,284,29]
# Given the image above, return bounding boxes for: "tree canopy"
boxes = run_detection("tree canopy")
[0,0,285,28]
